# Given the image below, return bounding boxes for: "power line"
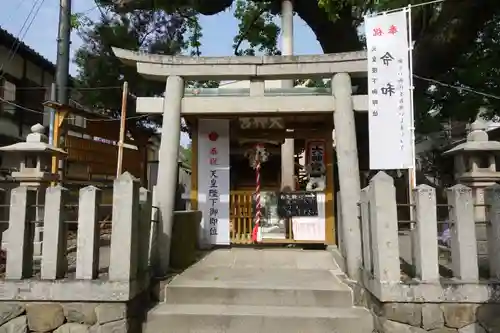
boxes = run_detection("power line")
[74,4,99,15]
[0,85,123,91]
[0,0,46,77]
[0,96,150,122]
[414,75,500,101]
[367,0,447,16]
[2,0,31,25]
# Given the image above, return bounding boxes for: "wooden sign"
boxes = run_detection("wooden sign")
[277,192,318,218]
[239,117,285,129]
[305,140,326,167]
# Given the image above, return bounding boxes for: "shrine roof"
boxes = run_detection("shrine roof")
[112,47,368,80]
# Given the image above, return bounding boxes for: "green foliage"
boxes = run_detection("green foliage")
[75,0,500,135]
[232,0,280,56]
[179,144,192,167]
[425,15,500,123]
[73,5,216,129]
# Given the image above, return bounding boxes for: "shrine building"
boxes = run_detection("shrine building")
[113,47,369,278]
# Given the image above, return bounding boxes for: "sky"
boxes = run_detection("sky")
[0,0,323,75]
[0,0,323,147]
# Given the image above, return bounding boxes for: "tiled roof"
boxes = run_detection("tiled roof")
[0,25,57,74]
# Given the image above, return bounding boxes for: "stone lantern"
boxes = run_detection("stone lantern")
[0,123,67,255]
[444,119,500,268]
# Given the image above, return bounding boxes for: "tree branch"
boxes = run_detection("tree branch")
[413,0,500,81]
[293,0,361,53]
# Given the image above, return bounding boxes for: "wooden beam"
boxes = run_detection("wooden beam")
[325,135,336,245]
[190,119,198,210]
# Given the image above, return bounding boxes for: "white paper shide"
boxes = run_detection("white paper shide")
[365,10,413,170]
[197,119,230,245]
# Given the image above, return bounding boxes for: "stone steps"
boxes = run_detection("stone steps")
[164,267,354,308]
[145,249,374,333]
[144,304,374,333]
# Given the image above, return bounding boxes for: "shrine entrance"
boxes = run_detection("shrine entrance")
[113,45,368,272]
[186,113,336,246]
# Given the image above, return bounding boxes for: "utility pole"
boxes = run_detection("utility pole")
[54,0,72,184]
[56,0,71,105]
[116,81,128,177]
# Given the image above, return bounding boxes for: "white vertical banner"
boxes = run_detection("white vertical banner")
[197,119,230,245]
[365,9,414,170]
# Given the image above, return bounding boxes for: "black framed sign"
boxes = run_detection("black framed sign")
[277,191,318,218]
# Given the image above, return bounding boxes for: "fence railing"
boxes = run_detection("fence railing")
[359,171,500,285]
[0,172,156,302]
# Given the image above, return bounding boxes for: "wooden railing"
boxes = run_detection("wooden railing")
[230,191,253,244]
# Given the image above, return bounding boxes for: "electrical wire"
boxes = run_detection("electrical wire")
[0,85,123,91]
[366,0,447,17]
[3,75,500,117]
[74,4,100,15]
[0,0,46,78]
[2,0,31,26]
[414,75,500,101]
[0,96,150,122]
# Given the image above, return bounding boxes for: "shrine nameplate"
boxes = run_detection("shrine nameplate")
[277,192,318,218]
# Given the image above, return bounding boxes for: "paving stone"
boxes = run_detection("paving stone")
[94,304,126,325]
[441,304,478,329]
[54,323,91,333]
[26,303,65,332]
[62,303,97,325]
[0,304,24,326]
[422,304,445,330]
[0,315,27,333]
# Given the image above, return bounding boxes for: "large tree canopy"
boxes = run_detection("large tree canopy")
[107,0,499,84]
[75,0,500,134]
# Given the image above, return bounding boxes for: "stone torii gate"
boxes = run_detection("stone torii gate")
[113,47,368,278]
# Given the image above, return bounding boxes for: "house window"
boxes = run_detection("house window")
[1,80,16,115]
[67,114,87,128]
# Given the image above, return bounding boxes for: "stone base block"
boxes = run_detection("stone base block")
[0,292,149,333]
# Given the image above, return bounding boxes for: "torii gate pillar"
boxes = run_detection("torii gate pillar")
[280,0,295,190]
[155,75,184,275]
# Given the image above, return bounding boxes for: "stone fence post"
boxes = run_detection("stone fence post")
[447,184,478,280]
[368,172,400,282]
[5,186,36,279]
[485,184,500,279]
[76,186,101,280]
[413,184,439,282]
[149,186,159,274]
[41,186,68,279]
[139,187,152,276]
[109,172,140,281]
[359,186,372,274]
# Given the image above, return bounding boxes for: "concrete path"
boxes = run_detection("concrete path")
[145,248,374,333]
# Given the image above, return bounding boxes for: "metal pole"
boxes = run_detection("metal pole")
[55,0,71,105]
[48,83,56,145]
[116,81,128,177]
[53,0,71,185]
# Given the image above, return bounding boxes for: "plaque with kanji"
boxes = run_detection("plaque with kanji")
[277,191,318,218]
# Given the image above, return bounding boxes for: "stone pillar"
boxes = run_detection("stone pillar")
[413,185,439,282]
[447,184,478,280]
[333,73,362,279]
[280,0,295,190]
[368,172,400,282]
[156,75,184,275]
[33,187,45,256]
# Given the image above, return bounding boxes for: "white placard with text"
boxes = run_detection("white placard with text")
[365,9,414,170]
[197,119,230,245]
